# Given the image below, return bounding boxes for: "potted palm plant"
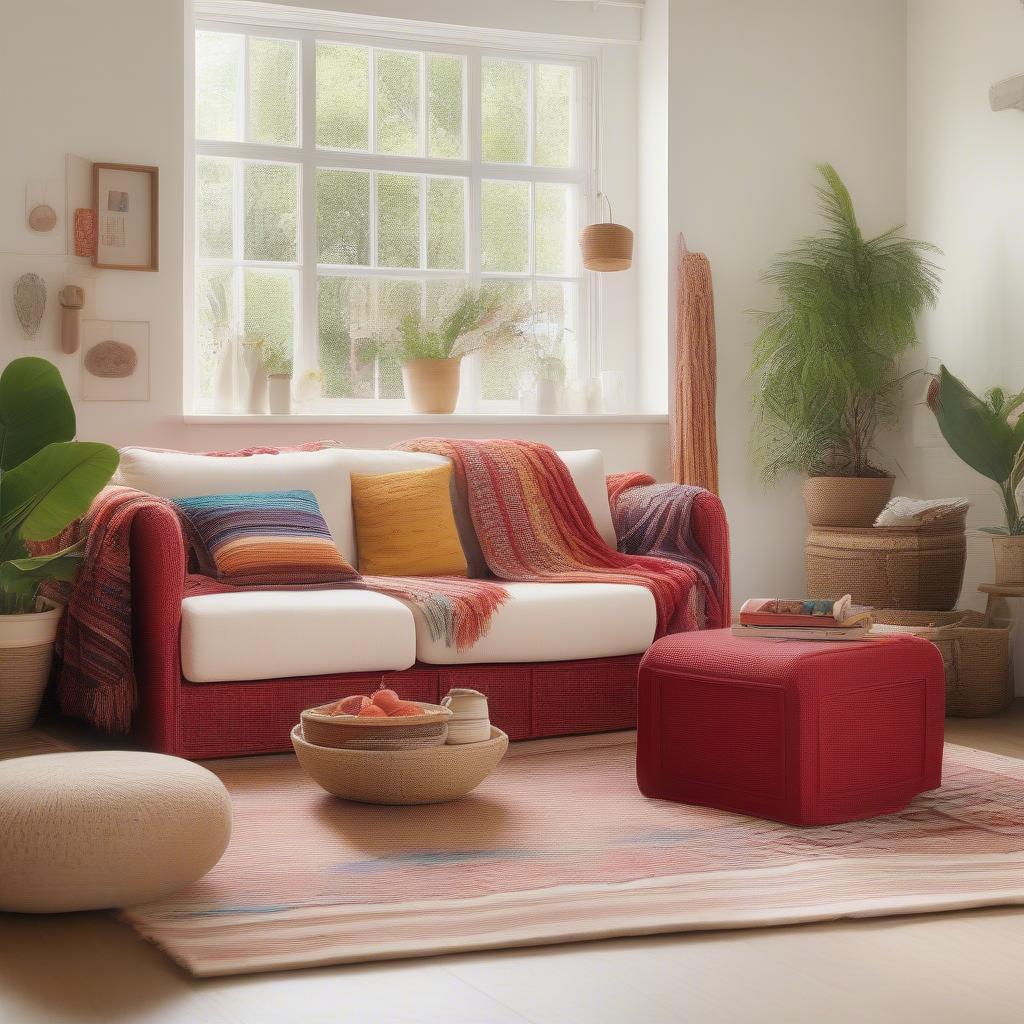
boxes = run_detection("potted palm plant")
[0,357,119,733]
[928,366,1024,584]
[751,163,941,526]
[361,288,525,414]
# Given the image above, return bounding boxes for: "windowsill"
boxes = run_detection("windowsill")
[183,412,669,426]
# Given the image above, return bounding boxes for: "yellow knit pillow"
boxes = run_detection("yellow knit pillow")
[350,464,469,577]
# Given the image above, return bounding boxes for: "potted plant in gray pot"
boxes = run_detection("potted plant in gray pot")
[0,357,119,734]
[360,288,525,414]
[928,366,1024,584]
[751,163,941,526]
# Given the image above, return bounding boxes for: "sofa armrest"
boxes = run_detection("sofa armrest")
[608,476,731,629]
[130,502,187,754]
[690,489,731,627]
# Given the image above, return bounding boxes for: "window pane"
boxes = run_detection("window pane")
[318,276,375,399]
[196,268,234,400]
[248,37,298,146]
[377,173,420,269]
[481,60,529,164]
[481,280,531,400]
[316,42,369,150]
[243,162,298,263]
[375,278,421,398]
[481,180,529,273]
[535,182,573,276]
[426,176,465,270]
[536,279,578,381]
[196,31,242,141]
[534,64,573,168]
[317,169,370,266]
[376,49,420,156]
[196,156,233,259]
[428,54,464,158]
[244,270,295,375]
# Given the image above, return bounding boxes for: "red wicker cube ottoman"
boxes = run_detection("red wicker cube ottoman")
[636,630,945,825]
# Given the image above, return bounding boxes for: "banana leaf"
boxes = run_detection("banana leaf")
[0,441,119,542]
[931,365,1018,483]
[0,357,76,471]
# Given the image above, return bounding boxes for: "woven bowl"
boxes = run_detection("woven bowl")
[301,700,452,750]
[291,724,509,805]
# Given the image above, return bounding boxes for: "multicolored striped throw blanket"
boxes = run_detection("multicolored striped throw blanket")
[42,440,719,733]
[396,439,723,637]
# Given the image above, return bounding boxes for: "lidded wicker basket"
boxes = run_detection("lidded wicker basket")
[805,515,966,611]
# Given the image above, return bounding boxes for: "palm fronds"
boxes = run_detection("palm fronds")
[751,163,941,482]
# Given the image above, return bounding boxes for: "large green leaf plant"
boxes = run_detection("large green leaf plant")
[928,365,1024,535]
[0,358,119,613]
[751,163,941,482]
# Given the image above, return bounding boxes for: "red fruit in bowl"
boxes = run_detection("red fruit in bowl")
[371,689,402,712]
[389,702,423,717]
[338,694,370,715]
[357,703,388,718]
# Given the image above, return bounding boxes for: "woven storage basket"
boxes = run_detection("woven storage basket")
[805,516,966,611]
[291,724,508,804]
[803,476,894,528]
[873,609,1010,717]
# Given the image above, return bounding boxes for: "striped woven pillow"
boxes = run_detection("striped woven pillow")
[173,489,358,586]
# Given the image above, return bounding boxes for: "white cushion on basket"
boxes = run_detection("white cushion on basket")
[412,581,656,665]
[0,750,231,913]
[180,589,417,683]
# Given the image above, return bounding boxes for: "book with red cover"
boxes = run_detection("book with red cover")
[738,594,872,629]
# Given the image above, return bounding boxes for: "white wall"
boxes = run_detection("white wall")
[0,0,661,477]
[906,0,1024,617]
[641,0,909,606]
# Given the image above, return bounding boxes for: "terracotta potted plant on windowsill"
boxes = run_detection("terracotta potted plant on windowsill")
[751,163,941,527]
[0,358,119,734]
[360,288,525,414]
[928,366,1024,584]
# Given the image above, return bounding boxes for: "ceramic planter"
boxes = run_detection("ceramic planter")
[402,358,461,414]
[992,535,1024,585]
[803,475,895,528]
[0,599,62,735]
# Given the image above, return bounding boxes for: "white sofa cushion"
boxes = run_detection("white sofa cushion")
[557,449,617,547]
[412,581,656,665]
[117,445,617,567]
[180,590,416,683]
[116,447,445,565]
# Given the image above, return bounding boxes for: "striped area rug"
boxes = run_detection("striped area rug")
[120,735,1024,977]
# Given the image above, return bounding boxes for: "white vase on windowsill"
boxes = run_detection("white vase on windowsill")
[241,341,268,415]
[212,331,240,414]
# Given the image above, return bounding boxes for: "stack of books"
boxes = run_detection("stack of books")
[731,595,873,641]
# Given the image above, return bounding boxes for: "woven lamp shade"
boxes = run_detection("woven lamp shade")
[580,222,633,271]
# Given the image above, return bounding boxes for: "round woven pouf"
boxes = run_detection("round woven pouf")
[0,750,232,913]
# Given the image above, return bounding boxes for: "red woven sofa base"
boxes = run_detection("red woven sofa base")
[138,656,641,759]
[637,631,945,826]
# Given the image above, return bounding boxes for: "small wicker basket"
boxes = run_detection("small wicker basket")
[301,701,452,750]
[805,516,966,611]
[872,609,1010,717]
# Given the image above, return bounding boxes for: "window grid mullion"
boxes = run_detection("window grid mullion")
[463,49,484,411]
[300,31,318,375]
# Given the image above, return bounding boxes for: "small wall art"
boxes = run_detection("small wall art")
[80,319,150,401]
[13,273,46,338]
[92,163,158,271]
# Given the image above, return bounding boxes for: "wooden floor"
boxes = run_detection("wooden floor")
[2,705,1023,1024]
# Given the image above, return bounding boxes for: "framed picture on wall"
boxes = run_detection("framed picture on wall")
[92,163,158,271]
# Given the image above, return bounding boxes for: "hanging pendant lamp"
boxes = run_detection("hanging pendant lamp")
[579,192,633,272]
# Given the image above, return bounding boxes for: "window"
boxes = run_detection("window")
[191,20,594,413]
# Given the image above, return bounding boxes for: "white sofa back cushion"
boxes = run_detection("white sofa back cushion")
[115,445,617,564]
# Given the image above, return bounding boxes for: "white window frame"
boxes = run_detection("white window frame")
[189,13,598,416]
